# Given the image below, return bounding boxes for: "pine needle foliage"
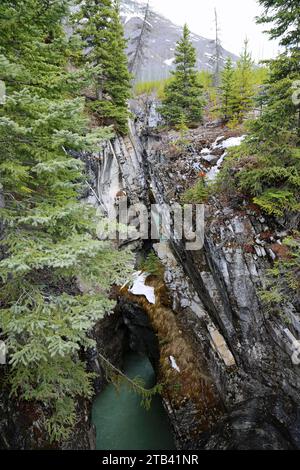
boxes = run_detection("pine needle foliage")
[0,0,133,442]
[219,51,300,216]
[217,0,300,217]
[257,0,300,50]
[260,234,300,319]
[140,252,165,278]
[98,353,163,410]
[159,24,205,127]
[219,41,256,124]
[73,0,132,134]
[181,179,209,204]
[219,57,235,121]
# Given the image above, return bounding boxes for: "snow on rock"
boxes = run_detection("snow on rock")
[206,152,227,181]
[211,135,245,151]
[221,135,246,149]
[164,57,175,66]
[206,135,246,181]
[212,135,225,149]
[169,356,180,373]
[148,102,160,128]
[123,12,144,23]
[202,154,219,163]
[120,1,145,24]
[129,271,156,304]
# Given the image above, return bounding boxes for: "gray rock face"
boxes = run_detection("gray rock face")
[85,131,148,217]
[115,298,160,370]
[121,0,238,82]
[85,98,300,449]
[199,396,300,450]
[144,125,300,449]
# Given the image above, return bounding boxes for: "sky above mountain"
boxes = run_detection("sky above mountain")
[137,0,280,62]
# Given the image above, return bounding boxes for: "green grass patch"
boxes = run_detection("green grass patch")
[134,79,170,100]
[181,179,209,204]
[140,251,165,278]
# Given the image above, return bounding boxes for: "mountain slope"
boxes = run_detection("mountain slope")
[121,0,239,82]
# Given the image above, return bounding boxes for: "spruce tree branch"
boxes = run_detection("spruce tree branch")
[98,352,160,396]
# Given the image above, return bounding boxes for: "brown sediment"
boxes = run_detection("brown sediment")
[118,276,224,434]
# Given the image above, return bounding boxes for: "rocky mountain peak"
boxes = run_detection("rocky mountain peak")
[121,0,239,81]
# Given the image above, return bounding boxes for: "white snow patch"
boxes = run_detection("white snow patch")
[164,57,175,66]
[169,356,180,373]
[206,135,246,181]
[212,135,245,150]
[206,152,227,181]
[123,12,144,24]
[212,135,225,149]
[201,148,210,155]
[203,154,218,163]
[129,271,156,305]
[221,135,246,148]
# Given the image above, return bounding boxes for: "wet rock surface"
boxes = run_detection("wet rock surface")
[87,99,300,450]
[115,299,160,370]
[198,395,300,450]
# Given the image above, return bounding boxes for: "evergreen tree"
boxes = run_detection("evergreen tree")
[235,51,300,215]
[257,0,300,50]
[0,0,132,442]
[219,4,300,217]
[220,57,235,121]
[74,0,131,134]
[231,39,255,122]
[159,24,205,127]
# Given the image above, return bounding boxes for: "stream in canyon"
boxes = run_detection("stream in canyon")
[92,352,175,450]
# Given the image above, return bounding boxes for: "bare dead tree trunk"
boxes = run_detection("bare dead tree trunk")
[213,8,221,88]
[128,0,151,79]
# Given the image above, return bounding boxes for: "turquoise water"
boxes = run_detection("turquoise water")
[92,352,175,450]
